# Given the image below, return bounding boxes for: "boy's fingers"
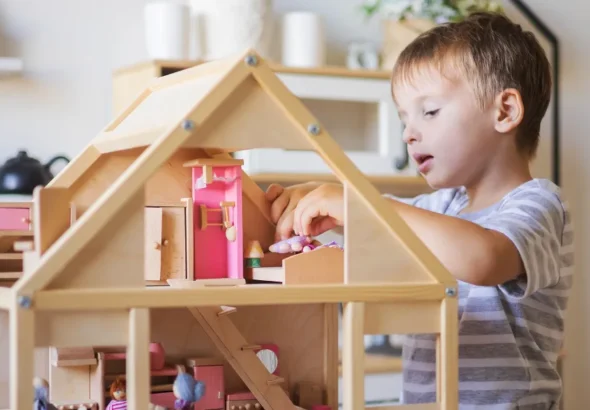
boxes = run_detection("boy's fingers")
[275,210,295,241]
[310,217,337,237]
[265,183,284,202]
[297,202,322,236]
[269,191,290,224]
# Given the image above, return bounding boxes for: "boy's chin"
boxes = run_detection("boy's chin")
[421,172,455,190]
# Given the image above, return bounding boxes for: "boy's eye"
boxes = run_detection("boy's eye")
[424,109,440,117]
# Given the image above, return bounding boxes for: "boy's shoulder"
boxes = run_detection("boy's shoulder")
[401,178,567,216]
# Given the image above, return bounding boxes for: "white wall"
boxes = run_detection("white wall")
[0,0,587,409]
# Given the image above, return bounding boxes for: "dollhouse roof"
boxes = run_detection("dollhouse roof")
[16,49,454,294]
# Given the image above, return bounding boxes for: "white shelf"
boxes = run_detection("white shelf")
[0,57,23,74]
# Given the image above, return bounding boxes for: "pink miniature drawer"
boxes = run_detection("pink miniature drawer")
[150,392,176,408]
[0,207,30,230]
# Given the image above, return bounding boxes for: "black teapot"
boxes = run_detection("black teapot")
[0,150,70,195]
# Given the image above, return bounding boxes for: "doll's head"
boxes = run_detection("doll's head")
[173,367,205,403]
[109,376,126,401]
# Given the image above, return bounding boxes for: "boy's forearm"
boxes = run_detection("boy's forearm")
[384,198,523,286]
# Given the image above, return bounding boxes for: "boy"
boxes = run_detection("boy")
[265,12,573,409]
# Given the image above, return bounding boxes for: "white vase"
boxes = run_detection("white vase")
[144,1,191,60]
[190,0,274,61]
[281,12,325,68]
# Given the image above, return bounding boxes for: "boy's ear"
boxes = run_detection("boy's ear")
[493,88,524,134]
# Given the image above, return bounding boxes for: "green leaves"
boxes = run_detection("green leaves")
[358,0,504,22]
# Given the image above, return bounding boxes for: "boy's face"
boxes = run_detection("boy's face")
[393,67,497,189]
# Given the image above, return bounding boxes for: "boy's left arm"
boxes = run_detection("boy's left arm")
[388,188,565,289]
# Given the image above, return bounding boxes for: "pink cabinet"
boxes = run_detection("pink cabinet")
[185,158,243,281]
[0,206,31,230]
[192,365,224,410]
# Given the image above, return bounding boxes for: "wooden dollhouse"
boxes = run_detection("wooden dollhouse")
[0,49,458,410]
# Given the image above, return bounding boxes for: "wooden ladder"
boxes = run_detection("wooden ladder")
[187,306,296,410]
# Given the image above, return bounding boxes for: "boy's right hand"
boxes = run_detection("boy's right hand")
[265,182,321,241]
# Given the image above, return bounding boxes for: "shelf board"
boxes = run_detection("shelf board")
[0,57,23,74]
[114,59,391,80]
[0,253,22,260]
[0,272,21,280]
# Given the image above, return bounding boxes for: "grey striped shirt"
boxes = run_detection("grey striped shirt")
[388,178,573,409]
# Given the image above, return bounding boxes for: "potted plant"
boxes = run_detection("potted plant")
[360,0,504,69]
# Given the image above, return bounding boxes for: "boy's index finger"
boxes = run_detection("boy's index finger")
[265,183,284,202]
[275,210,295,242]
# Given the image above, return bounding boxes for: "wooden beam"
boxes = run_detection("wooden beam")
[127,308,150,410]
[46,143,101,189]
[440,297,458,410]
[10,296,35,409]
[32,283,446,311]
[341,302,365,410]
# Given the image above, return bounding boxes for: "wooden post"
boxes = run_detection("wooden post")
[440,296,458,410]
[126,308,150,410]
[10,294,35,410]
[341,302,365,410]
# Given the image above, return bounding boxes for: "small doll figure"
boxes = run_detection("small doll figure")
[33,377,58,410]
[269,235,313,253]
[173,366,205,410]
[106,376,127,410]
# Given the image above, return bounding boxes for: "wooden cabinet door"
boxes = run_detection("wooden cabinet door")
[144,207,163,281]
[161,207,187,282]
[193,365,224,410]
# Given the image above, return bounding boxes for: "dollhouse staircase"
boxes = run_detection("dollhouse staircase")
[187,305,295,410]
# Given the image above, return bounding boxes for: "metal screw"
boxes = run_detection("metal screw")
[245,54,258,66]
[18,295,32,309]
[307,123,321,136]
[445,287,457,297]
[181,119,195,131]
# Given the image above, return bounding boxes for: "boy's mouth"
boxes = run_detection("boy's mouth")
[413,153,434,173]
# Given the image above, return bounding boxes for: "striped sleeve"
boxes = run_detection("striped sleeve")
[480,186,566,299]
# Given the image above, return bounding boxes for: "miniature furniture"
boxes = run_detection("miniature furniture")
[185,158,244,280]
[0,49,458,410]
[145,198,194,284]
[186,358,226,410]
[0,201,33,282]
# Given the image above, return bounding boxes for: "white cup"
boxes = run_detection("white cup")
[144,1,190,60]
[281,12,326,68]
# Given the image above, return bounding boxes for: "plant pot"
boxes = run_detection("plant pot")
[381,18,437,70]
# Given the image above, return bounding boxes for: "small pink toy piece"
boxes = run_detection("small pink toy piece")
[269,235,313,253]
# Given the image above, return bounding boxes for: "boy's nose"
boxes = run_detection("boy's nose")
[402,125,420,144]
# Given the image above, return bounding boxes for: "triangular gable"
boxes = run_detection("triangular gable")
[13,51,253,295]
[14,49,453,296]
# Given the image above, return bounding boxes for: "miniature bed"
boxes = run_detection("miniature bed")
[0,49,458,410]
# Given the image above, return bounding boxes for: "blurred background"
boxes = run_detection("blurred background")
[0,1,587,409]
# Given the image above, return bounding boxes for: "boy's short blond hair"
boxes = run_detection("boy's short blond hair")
[391,12,552,158]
